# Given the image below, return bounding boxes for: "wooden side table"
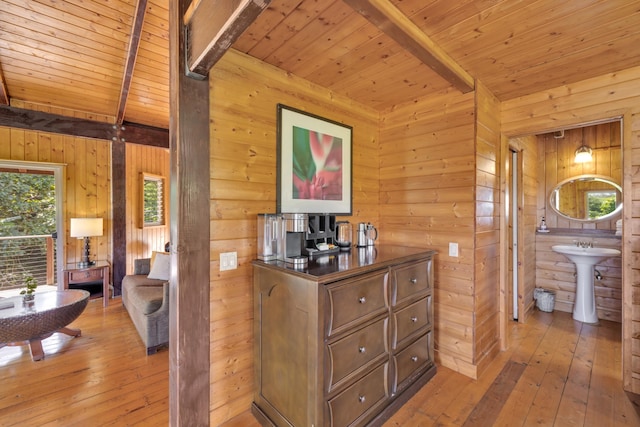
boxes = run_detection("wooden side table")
[63,261,111,307]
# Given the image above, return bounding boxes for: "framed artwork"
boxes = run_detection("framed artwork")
[276,104,352,214]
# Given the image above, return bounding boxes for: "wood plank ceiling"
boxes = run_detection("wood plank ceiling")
[1,0,639,132]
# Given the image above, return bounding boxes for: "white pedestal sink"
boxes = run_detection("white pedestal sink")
[552,245,621,323]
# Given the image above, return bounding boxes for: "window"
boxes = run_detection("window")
[141,173,165,227]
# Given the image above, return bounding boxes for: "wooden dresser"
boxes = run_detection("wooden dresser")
[252,246,436,427]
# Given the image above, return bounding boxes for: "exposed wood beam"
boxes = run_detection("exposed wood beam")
[120,121,170,148]
[170,0,210,423]
[185,0,270,78]
[0,105,169,148]
[0,64,8,105]
[343,0,475,93]
[111,140,127,297]
[116,0,148,124]
[0,105,114,138]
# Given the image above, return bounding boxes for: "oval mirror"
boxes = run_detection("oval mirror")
[549,175,622,221]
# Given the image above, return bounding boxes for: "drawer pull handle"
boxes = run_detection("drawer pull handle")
[411,316,418,323]
[358,346,366,353]
[410,278,418,284]
[411,356,419,362]
[358,395,366,403]
[358,296,366,304]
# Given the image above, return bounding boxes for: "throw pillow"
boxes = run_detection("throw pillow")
[148,252,171,281]
[150,250,170,268]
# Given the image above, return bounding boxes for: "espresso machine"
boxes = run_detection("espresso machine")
[280,213,309,266]
[304,214,339,257]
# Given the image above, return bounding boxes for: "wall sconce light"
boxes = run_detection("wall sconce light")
[70,217,103,268]
[574,145,593,163]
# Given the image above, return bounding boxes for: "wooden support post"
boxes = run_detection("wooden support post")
[169,0,211,424]
[111,139,126,296]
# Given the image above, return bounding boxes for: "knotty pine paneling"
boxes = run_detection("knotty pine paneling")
[125,143,170,273]
[501,68,640,393]
[535,233,621,322]
[379,89,478,376]
[628,110,640,393]
[501,66,640,137]
[474,81,501,376]
[537,122,622,231]
[208,48,379,426]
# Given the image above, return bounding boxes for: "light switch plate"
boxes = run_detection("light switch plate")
[220,251,238,271]
[449,242,459,257]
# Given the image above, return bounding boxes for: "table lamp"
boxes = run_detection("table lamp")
[70,217,103,268]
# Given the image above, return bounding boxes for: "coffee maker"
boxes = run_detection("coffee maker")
[280,213,309,266]
[257,213,280,261]
[304,214,339,256]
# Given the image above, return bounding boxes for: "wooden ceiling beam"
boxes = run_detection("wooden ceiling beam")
[0,64,9,105]
[116,0,148,124]
[184,0,271,78]
[343,0,475,93]
[0,105,168,148]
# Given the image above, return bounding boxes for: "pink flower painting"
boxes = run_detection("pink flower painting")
[291,126,342,200]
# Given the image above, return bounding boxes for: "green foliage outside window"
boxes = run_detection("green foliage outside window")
[0,172,55,288]
[0,172,55,237]
[587,192,617,219]
[143,176,164,226]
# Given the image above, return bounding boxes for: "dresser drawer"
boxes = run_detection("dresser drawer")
[326,317,388,392]
[392,295,431,350]
[326,270,388,337]
[67,268,104,283]
[327,363,389,427]
[393,332,433,393]
[391,260,431,306]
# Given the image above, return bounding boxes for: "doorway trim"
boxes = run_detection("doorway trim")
[509,148,525,322]
[0,159,66,286]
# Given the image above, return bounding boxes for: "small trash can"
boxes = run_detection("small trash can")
[534,288,556,313]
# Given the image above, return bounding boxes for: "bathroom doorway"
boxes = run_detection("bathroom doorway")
[502,119,623,329]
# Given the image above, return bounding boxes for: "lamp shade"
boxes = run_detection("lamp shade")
[574,145,593,163]
[70,218,103,238]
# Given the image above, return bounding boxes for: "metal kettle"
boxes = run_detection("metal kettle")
[365,223,378,246]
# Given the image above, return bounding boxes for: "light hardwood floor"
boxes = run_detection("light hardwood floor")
[1,297,638,426]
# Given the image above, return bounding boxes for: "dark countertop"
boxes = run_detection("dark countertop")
[252,245,437,284]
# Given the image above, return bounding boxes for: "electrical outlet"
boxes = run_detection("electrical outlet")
[449,242,459,257]
[220,251,238,271]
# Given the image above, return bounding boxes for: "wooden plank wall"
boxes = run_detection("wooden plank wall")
[501,65,640,393]
[208,49,379,425]
[378,89,479,378]
[0,100,113,268]
[473,81,501,375]
[538,123,622,231]
[125,144,170,273]
[628,111,640,392]
[535,233,621,321]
